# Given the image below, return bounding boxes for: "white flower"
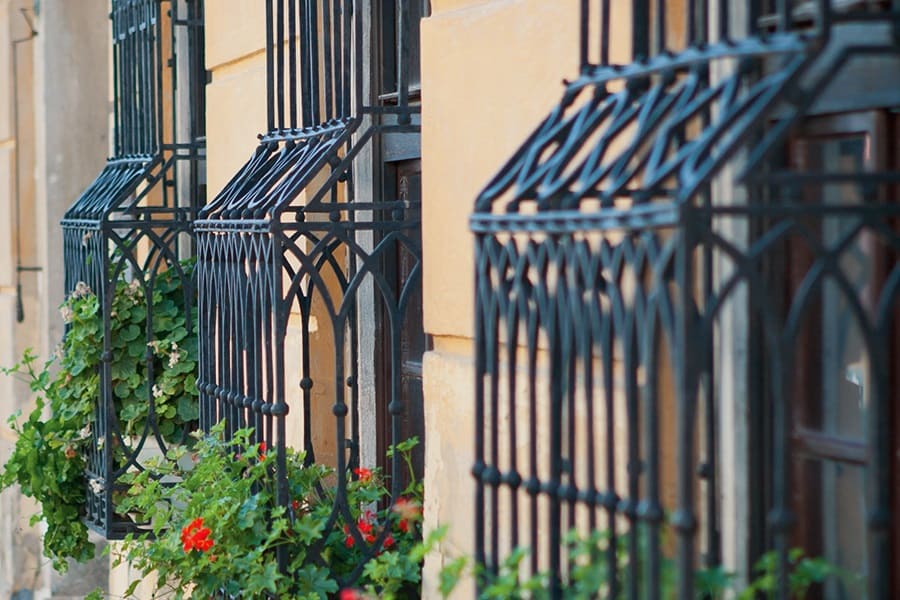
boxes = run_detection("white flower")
[167,351,181,369]
[73,281,91,298]
[88,478,104,494]
[152,384,164,399]
[60,305,74,323]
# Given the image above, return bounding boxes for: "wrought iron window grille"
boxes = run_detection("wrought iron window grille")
[473,1,899,598]
[196,0,423,584]
[60,0,206,540]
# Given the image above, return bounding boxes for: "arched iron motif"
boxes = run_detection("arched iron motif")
[195,0,423,585]
[60,0,206,539]
[473,1,899,598]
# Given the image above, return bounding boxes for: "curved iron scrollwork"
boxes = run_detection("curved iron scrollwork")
[196,0,422,585]
[473,2,899,598]
[60,0,206,539]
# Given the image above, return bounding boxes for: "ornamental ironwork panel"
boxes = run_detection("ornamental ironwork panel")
[60,0,206,540]
[473,1,900,598]
[196,0,423,585]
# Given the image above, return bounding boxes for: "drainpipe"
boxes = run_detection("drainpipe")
[12,8,39,323]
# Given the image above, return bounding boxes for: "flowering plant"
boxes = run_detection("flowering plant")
[0,261,199,570]
[113,425,432,599]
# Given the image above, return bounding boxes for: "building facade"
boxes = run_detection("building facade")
[0,1,898,598]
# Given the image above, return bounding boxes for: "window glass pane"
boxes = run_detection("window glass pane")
[797,458,869,599]
[812,135,870,440]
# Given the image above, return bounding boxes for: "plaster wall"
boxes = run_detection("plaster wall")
[31,0,112,597]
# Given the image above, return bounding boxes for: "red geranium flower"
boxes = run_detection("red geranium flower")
[258,440,267,461]
[343,523,355,548]
[353,467,372,483]
[384,533,395,549]
[393,496,421,533]
[180,517,215,553]
[339,589,363,600]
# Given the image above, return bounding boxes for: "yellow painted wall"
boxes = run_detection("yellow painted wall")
[419,2,687,595]
[420,2,582,594]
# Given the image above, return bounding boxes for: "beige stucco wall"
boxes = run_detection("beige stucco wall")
[0,0,111,597]
[419,2,584,594]
[0,1,43,596]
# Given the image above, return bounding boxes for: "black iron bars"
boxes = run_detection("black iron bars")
[196,0,422,586]
[474,1,899,598]
[60,0,206,539]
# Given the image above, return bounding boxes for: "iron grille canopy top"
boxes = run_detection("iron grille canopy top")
[198,0,419,224]
[475,1,900,228]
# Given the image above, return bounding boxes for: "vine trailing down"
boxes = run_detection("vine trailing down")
[0,261,200,570]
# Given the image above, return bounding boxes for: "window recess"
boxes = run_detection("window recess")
[195,0,424,585]
[471,1,900,598]
[60,0,206,540]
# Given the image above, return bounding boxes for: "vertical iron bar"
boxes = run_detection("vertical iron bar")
[772,353,790,600]
[342,0,351,118]
[654,0,666,55]
[300,0,312,127]
[397,0,410,123]
[674,225,696,600]
[122,4,132,154]
[869,355,890,600]
[748,0,760,37]
[333,0,343,119]
[817,0,831,41]
[505,287,520,552]
[717,0,728,42]
[277,0,286,130]
[273,250,289,574]
[527,307,540,578]
[323,0,334,121]
[488,282,501,580]
[776,0,788,33]
[548,299,563,600]
[644,320,662,600]
[308,0,321,125]
[583,293,597,534]
[600,0,610,65]
[632,0,649,61]
[113,5,121,155]
[603,321,618,598]
[266,0,275,130]
[687,0,696,47]
[288,0,298,129]
[695,0,708,45]
[580,0,589,70]
[473,236,487,583]
[154,1,164,155]
[624,323,640,600]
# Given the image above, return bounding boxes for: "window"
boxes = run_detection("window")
[754,111,900,599]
